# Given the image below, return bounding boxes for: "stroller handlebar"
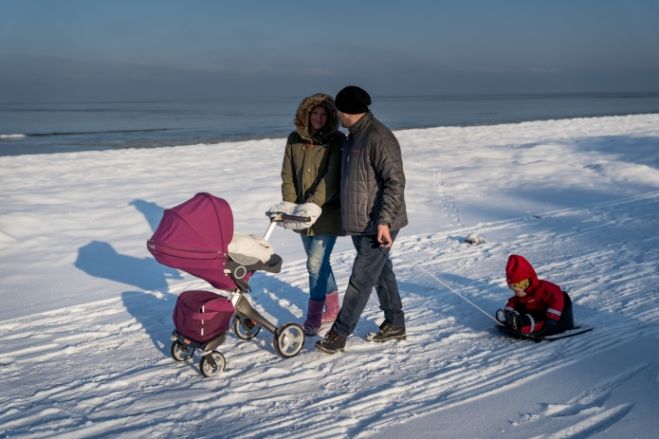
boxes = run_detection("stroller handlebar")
[265,211,312,223]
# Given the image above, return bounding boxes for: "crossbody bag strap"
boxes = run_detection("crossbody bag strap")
[303,143,333,203]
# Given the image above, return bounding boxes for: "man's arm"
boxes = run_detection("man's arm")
[371,137,406,227]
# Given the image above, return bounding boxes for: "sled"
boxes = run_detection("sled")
[496,323,593,342]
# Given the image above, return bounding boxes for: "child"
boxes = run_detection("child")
[496,254,574,335]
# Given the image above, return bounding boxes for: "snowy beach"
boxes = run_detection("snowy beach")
[1,114,659,437]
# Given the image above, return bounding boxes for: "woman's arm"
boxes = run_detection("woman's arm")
[281,139,298,203]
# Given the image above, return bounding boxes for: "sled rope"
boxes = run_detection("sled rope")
[418,266,499,324]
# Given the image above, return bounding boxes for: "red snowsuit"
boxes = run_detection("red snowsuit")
[504,254,566,334]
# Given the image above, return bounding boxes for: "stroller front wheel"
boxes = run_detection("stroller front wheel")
[199,351,226,377]
[170,341,192,362]
[273,323,305,358]
[232,315,262,340]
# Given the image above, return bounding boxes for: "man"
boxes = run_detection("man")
[316,85,408,353]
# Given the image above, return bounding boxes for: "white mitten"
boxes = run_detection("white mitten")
[267,201,297,217]
[267,201,321,230]
[288,202,321,229]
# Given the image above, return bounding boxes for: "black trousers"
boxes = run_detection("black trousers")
[531,291,574,335]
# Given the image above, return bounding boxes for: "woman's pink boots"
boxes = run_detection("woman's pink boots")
[302,299,325,335]
[321,291,340,324]
[303,292,340,336]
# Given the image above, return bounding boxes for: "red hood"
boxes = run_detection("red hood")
[505,254,539,287]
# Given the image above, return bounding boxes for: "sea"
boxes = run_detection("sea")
[1,92,659,156]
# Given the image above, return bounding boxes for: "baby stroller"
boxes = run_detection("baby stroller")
[147,192,311,377]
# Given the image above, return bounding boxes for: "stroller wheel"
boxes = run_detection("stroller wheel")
[232,315,262,340]
[199,351,226,377]
[171,341,191,362]
[273,323,305,358]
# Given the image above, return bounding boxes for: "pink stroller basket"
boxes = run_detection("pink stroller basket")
[147,192,305,377]
[173,290,234,343]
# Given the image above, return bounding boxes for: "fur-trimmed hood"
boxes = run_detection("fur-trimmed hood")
[294,93,340,143]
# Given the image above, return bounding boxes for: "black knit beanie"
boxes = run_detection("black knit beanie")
[335,86,371,114]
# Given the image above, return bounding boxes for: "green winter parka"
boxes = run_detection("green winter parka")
[280,94,347,236]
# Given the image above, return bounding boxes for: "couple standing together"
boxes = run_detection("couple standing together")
[280,86,408,354]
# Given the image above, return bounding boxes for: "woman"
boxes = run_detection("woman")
[281,93,346,335]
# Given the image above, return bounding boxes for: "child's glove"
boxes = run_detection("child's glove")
[496,309,522,330]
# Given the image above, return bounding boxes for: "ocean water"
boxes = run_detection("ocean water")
[1,92,659,156]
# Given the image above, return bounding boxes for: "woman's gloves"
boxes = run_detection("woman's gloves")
[267,201,322,230]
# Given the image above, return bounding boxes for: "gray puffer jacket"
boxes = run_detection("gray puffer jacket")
[341,112,408,235]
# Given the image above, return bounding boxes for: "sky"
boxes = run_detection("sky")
[2,0,659,102]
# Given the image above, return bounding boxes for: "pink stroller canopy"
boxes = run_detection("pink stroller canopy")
[147,193,237,290]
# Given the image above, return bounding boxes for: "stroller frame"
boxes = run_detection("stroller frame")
[148,193,309,377]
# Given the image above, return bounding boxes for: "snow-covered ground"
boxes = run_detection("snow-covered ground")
[1,114,659,438]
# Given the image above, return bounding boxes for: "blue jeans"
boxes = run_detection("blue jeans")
[332,231,405,337]
[300,234,338,301]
